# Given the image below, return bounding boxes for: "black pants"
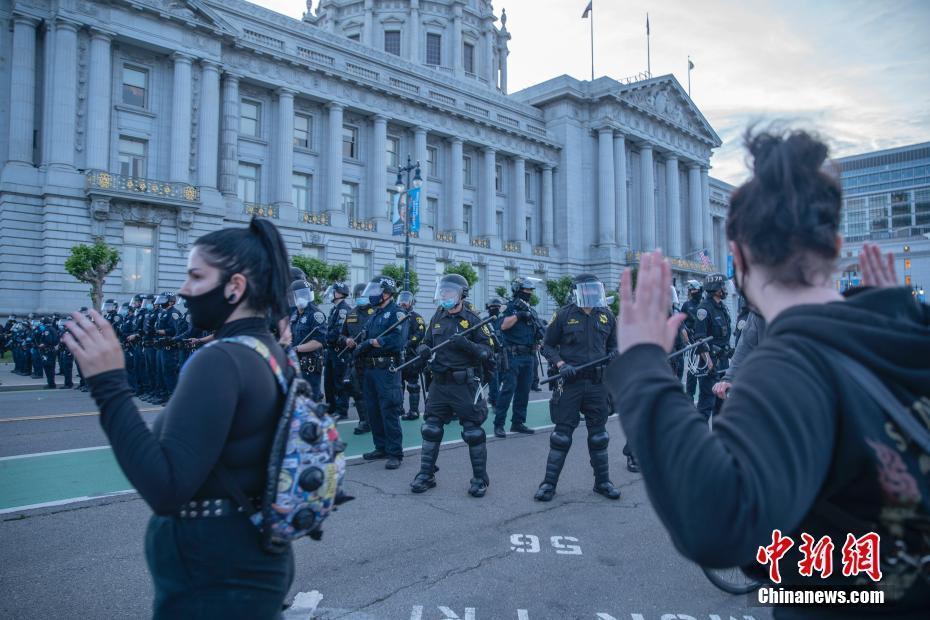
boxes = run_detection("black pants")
[145,514,294,619]
[549,378,609,429]
[426,377,488,424]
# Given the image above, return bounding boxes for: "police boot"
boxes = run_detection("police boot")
[411,421,443,493]
[401,389,420,421]
[588,431,621,500]
[534,430,571,502]
[463,427,489,498]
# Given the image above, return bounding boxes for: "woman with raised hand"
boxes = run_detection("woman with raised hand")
[607,129,930,618]
[63,218,296,619]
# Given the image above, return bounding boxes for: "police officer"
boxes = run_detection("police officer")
[398,290,426,421]
[357,276,408,470]
[153,292,182,404]
[323,282,351,413]
[30,316,43,379]
[56,318,75,389]
[484,298,505,411]
[679,280,703,400]
[140,295,159,401]
[103,299,121,325]
[35,316,59,389]
[410,274,494,497]
[288,280,328,402]
[535,274,622,502]
[338,284,375,434]
[494,277,542,438]
[694,273,732,420]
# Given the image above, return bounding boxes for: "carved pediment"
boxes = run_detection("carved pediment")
[620,78,721,147]
[123,0,240,37]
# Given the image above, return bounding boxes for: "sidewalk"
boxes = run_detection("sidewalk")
[0,363,57,392]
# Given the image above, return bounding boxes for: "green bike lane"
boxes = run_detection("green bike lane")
[0,400,554,513]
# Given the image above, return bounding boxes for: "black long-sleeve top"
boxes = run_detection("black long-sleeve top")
[88,317,288,515]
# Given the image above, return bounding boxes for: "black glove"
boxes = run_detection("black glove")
[516,310,532,320]
[336,335,347,349]
[416,344,431,360]
[450,333,473,351]
[356,339,372,355]
[558,363,578,378]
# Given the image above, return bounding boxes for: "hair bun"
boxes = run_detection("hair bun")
[749,129,829,191]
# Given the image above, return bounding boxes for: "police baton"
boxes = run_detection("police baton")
[293,324,322,349]
[666,336,712,361]
[391,316,494,373]
[351,313,410,359]
[539,352,614,386]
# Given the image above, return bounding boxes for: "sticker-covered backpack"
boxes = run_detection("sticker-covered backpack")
[208,336,351,553]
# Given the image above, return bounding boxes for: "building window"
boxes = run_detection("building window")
[294,113,312,149]
[496,211,503,239]
[387,136,400,168]
[463,42,475,74]
[384,30,401,56]
[122,65,148,108]
[426,33,442,66]
[343,125,359,159]
[240,99,261,137]
[426,197,438,231]
[350,250,371,286]
[463,155,473,185]
[495,164,503,193]
[525,172,533,200]
[525,216,532,243]
[427,146,439,178]
[118,137,147,178]
[347,33,360,42]
[122,224,155,293]
[292,173,312,213]
[463,204,472,235]
[237,163,260,203]
[342,182,359,219]
[474,264,487,310]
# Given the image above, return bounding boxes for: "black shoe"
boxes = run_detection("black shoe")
[400,412,419,421]
[593,481,621,500]
[363,449,388,461]
[410,473,436,493]
[510,423,535,434]
[353,422,371,435]
[468,476,489,498]
[534,483,556,502]
[626,454,640,473]
[531,385,541,392]
[385,456,402,470]
[493,426,506,439]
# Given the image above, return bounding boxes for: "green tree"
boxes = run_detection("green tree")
[443,262,479,287]
[291,256,349,295]
[545,276,575,307]
[64,241,121,311]
[381,263,418,295]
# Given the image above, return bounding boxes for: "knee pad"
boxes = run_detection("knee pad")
[461,426,486,446]
[549,429,572,451]
[421,421,444,442]
[588,429,610,451]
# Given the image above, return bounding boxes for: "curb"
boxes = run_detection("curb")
[0,383,50,393]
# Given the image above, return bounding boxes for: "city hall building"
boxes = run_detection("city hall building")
[0,0,728,315]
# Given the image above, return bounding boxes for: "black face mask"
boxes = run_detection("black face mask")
[689,291,702,301]
[487,307,500,316]
[179,281,243,331]
[516,291,532,302]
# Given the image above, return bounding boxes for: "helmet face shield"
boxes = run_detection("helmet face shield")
[574,281,607,308]
[397,291,415,308]
[434,281,464,310]
[153,294,167,306]
[361,281,385,299]
[288,287,314,310]
[104,300,117,313]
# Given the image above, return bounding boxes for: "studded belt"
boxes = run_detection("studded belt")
[176,497,259,519]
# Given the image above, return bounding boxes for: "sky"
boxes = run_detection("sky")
[250,0,930,185]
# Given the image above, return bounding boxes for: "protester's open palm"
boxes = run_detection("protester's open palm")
[62,309,125,379]
[617,251,687,355]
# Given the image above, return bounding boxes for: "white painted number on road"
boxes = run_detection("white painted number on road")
[410,606,477,620]
[550,536,582,555]
[510,534,541,553]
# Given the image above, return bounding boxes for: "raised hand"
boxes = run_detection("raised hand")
[616,250,687,355]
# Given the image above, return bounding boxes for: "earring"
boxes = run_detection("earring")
[227,294,236,303]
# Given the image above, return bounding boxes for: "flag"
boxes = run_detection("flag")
[646,13,650,35]
[582,1,592,18]
[688,59,695,71]
[700,250,711,267]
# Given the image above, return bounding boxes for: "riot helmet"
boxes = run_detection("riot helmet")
[353,283,369,308]
[572,273,607,308]
[435,274,468,311]
[703,273,727,299]
[397,290,416,310]
[362,276,397,307]
[510,276,539,302]
[288,280,315,311]
[131,294,143,307]
[118,302,131,318]
[290,266,308,282]
[142,295,155,311]
[324,282,350,303]
[486,297,503,316]
[103,299,118,313]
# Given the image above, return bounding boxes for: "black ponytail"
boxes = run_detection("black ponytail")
[726,126,842,286]
[193,217,292,319]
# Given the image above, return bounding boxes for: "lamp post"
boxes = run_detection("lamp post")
[395,155,422,292]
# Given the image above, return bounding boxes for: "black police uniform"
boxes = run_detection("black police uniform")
[536,304,621,501]
[400,309,426,420]
[694,296,732,419]
[484,310,505,408]
[680,293,702,398]
[359,300,407,461]
[495,298,542,431]
[411,305,493,497]
[325,298,352,417]
[142,304,160,398]
[339,304,375,432]
[36,321,59,388]
[290,303,328,402]
[155,303,182,402]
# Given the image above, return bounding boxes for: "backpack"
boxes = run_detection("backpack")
[207,336,350,554]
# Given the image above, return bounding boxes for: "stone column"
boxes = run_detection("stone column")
[197,61,220,189]
[665,156,681,257]
[614,133,628,248]
[219,73,240,196]
[408,1,420,62]
[49,19,79,169]
[597,128,616,246]
[371,114,388,221]
[449,137,464,234]
[688,164,702,254]
[326,102,344,215]
[640,145,656,250]
[701,167,712,263]
[9,15,39,165]
[541,164,554,246]
[499,43,509,93]
[510,156,526,242]
[484,22,495,86]
[84,29,113,171]
[274,89,295,207]
[363,0,374,47]
[452,2,464,78]
[414,126,428,199]
[39,22,55,167]
[169,53,194,183]
[481,147,496,237]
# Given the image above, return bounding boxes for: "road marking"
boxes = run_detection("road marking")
[0,407,161,423]
[437,607,475,620]
[517,611,529,620]
[551,535,582,555]
[282,590,324,619]
[0,490,136,515]
[0,445,111,461]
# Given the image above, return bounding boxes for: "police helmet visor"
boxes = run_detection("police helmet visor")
[322,285,335,304]
[118,306,130,317]
[397,291,415,307]
[574,281,607,308]
[288,287,314,310]
[361,281,386,299]
[104,301,117,312]
[434,281,464,306]
[153,294,168,306]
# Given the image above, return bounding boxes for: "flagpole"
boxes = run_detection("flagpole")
[590,3,595,80]
[688,56,691,96]
[646,13,651,77]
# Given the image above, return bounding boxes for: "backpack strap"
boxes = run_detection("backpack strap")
[205,335,293,394]
[832,353,930,454]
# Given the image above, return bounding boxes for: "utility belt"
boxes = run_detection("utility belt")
[507,344,537,356]
[156,340,178,351]
[175,497,260,519]
[432,368,479,385]
[362,354,400,369]
[565,366,605,384]
[142,340,156,348]
[298,352,323,374]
